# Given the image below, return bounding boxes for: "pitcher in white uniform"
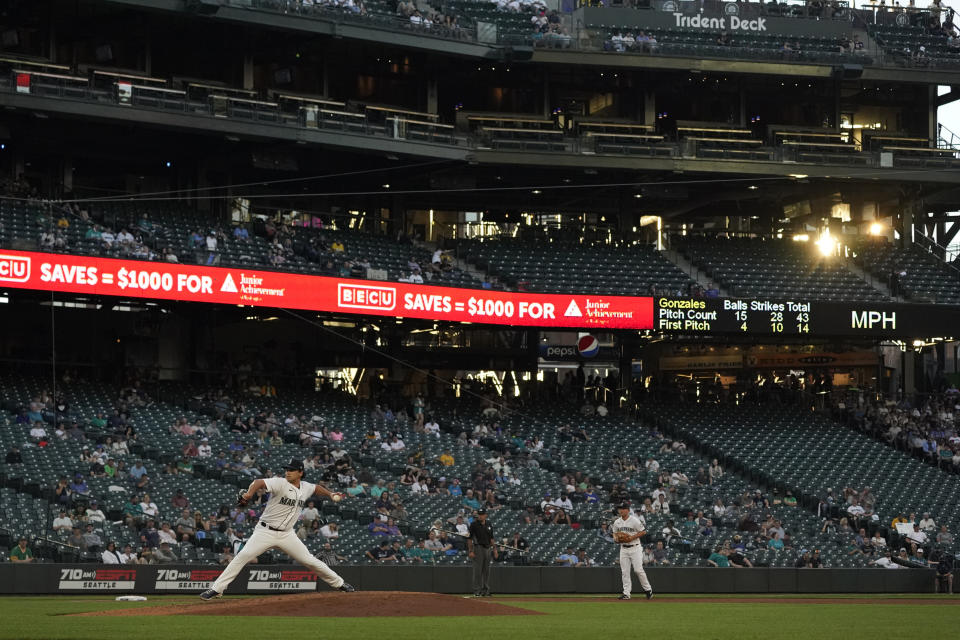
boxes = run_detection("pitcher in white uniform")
[200,458,354,599]
[610,501,653,600]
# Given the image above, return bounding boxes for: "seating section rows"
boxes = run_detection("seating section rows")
[2,371,911,568]
[596,26,873,66]
[870,23,960,68]
[0,199,478,288]
[677,236,887,302]
[852,239,960,304]
[642,401,960,560]
[459,239,696,296]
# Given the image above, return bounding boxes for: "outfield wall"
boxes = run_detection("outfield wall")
[0,564,942,594]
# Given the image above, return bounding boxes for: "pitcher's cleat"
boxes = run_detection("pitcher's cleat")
[645,591,654,600]
[617,594,631,600]
[338,582,356,592]
[199,589,221,601]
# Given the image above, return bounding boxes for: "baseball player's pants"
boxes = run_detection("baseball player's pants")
[472,546,492,595]
[619,545,651,596]
[211,525,345,594]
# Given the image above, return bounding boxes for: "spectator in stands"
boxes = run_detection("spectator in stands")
[171,488,189,509]
[936,525,954,546]
[555,547,578,566]
[182,438,199,458]
[86,501,106,524]
[158,522,177,545]
[9,537,33,563]
[119,544,141,565]
[708,459,723,484]
[366,540,392,562]
[728,537,753,567]
[29,422,48,442]
[767,532,785,550]
[653,494,670,515]
[919,512,937,532]
[319,542,347,567]
[154,542,178,563]
[907,524,929,546]
[175,508,196,539]
[872,549,900,569]
[101,542,122,564]
[52,509,73,533]
[368,518,392,537]
[65,526,86,551]
[4,446,22,464]
[707,546,730,567]
[69,474,89,497]
[716,31,731,46]
[82,524,102,551]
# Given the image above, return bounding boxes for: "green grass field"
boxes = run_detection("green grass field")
[1,594,957,640]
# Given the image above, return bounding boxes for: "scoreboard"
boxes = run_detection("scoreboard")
[655,297,960,338]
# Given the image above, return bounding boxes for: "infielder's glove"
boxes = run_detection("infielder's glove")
[236,489,249,508]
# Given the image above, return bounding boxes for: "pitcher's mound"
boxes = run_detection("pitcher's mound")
[74,591,542,618]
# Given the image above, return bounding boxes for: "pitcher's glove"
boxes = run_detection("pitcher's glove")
[613,532,632,543]
[236,489,250,508]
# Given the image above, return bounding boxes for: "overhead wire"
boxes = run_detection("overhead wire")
[57,159,454,203]
[17,165,960,205]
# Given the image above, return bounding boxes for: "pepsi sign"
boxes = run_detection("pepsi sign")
[577,335,600,358]
[540,335,613,361]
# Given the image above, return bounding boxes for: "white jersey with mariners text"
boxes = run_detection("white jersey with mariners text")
[259,477,316,531]
[611,514,646,544]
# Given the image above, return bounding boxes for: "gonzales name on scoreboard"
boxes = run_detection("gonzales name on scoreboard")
[656,298,718,331]
[246,569,318,591]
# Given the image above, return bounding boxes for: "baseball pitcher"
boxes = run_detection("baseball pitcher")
[610,502,653,600]
[200,458,354,600]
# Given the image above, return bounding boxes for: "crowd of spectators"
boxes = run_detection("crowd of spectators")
[5,369,957,580]
[841,390,960,473]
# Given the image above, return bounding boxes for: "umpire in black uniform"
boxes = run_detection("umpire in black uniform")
[468,508,497,597]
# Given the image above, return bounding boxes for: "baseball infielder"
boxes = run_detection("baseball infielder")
[610,502,653,600]
[200,458,354,600]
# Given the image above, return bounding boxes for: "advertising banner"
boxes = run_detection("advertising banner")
[659,354,744,370]
[154,568,222,591]
[539,334,618,361]
[246,568,318,592]
[579,7,852,38]
[57,567,137,591]
[0,250,655,330]
[745,351,880,368]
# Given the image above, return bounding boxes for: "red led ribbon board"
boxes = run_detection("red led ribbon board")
[0,250,654,330]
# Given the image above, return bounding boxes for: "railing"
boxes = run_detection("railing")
[224,0,478,43]
[938,122,960,150]
[7,69,960,173]
[913,229,960,271]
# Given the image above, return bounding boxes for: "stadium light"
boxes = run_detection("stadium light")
[792,234,809,242]
[868,222,884,236]
[815,230,836,256]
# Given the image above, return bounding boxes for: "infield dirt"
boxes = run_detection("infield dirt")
[70,591,543,618]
